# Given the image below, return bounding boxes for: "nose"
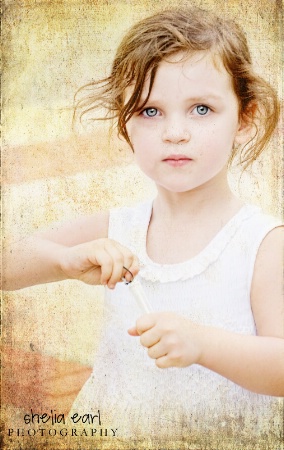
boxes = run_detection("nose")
[162,116,190,144]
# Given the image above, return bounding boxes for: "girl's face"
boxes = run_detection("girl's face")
[126,52,249,194]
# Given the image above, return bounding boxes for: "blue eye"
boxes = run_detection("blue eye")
[142,108,158,117]
[195,105,210,115]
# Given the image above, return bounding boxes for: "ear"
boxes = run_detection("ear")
[234,103,257,146]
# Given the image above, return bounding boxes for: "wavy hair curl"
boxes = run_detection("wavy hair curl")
[75,7,279,168]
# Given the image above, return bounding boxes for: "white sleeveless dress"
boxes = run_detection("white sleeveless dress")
[69,201,283,448]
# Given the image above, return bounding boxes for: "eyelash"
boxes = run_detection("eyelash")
[140,104,211,118]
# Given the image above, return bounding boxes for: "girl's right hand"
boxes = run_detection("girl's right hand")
[59,238,139,288]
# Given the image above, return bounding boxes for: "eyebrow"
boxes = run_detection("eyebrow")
[187,95,224,102]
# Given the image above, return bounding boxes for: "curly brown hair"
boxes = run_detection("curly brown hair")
[75,7,279,168]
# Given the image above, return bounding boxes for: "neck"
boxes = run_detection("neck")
[153,173,242,222]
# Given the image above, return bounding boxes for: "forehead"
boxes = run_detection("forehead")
[139,51,235,102]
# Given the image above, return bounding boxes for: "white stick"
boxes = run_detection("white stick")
[128,278,152,313]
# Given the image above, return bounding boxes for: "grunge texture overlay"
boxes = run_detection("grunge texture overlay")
[2,0,283,449]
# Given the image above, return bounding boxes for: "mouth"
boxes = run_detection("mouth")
[163,154,193,167]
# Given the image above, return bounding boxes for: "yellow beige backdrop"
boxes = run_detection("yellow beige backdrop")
[2,0,282,449]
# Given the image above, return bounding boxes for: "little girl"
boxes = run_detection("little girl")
[4,6,283,449]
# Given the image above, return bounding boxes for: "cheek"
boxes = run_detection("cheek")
[130,126,159,152]
[197,129,234,167]
[127,117,161,140]
[206,122,236,149]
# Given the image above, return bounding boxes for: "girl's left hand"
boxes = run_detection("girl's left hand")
[128,312,203,368]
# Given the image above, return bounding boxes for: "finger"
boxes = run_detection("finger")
[147,342,167,360]
[90,249,113,285]
[122,266,134,284]
[136,313,159,335]
[139,329,160,348]
[127,255,140,279]
[105,242,139,287]
[103,242,126,288]
[155,355,172,369]
[127,327,140,336]
[116,246,139,283]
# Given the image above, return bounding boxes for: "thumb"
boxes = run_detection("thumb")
[127,326,140,336]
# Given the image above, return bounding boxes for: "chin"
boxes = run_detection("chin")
[159,183,197,193]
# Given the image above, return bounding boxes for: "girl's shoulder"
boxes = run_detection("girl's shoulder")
[108,199,152,234]
[237,203,282,251]
[109,199,152,218]
[242,203,282,226]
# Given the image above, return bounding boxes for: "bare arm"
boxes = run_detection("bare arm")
[129,227,284,395]
[3,212,138,290]
[198,226,284,394]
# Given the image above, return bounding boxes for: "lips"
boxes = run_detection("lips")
[163,154,192,167]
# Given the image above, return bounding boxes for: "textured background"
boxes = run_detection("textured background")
[2,0,283,449]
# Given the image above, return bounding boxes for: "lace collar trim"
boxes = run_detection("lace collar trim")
[129,201,260,283]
